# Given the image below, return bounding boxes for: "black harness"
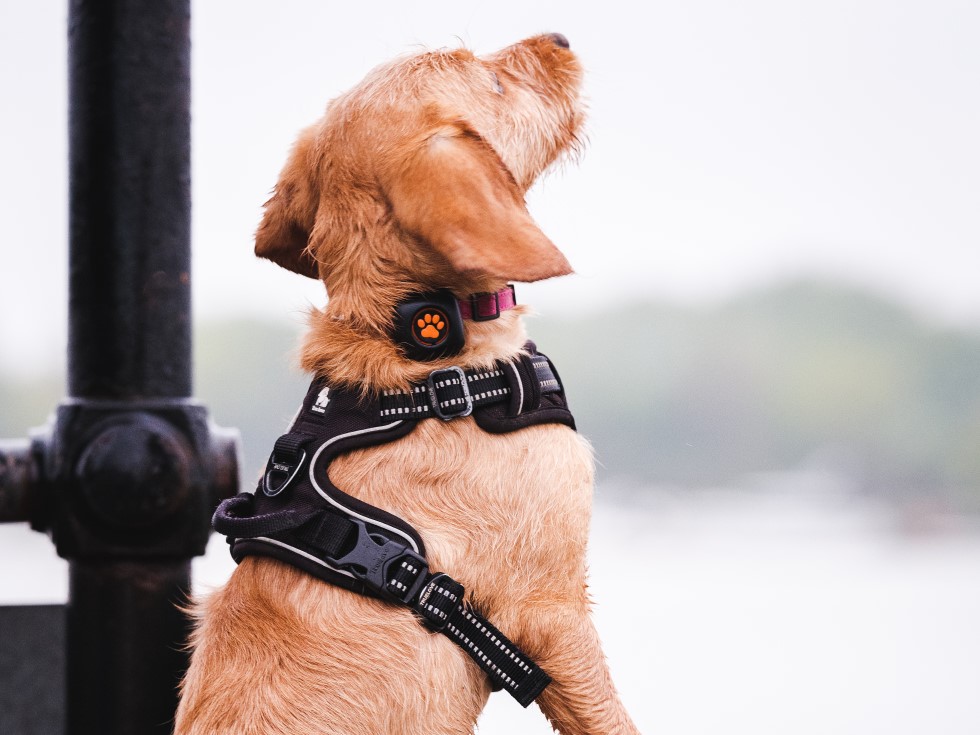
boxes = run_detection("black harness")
[213,342,575,707]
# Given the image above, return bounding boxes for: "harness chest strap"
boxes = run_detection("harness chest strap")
[213,345,574,707]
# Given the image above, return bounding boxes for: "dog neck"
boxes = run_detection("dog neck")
[299,286,531,393]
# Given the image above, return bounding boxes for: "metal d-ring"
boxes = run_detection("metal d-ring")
[262,447,307,497]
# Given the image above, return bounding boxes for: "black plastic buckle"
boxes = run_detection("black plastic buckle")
[326,519,429,605]
[426,366,473,420]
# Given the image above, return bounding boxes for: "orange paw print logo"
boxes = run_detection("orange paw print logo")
[418,312,445,339]
[412,309,449,345]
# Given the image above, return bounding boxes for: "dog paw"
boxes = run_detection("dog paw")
[417,312,446,339]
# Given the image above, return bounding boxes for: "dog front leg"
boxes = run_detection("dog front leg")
[523,608,641,735]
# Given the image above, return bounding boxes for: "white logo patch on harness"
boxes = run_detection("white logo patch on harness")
[311,387,330,414]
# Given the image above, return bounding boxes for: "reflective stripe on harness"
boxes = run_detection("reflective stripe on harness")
[212,343,573,707]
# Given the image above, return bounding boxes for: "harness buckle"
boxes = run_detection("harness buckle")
[426,366,473,420]
[326,519,429,605]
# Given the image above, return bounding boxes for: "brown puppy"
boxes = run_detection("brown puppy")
[176,34,640,735]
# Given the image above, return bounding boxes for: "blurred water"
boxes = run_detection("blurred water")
[3,483,979,734]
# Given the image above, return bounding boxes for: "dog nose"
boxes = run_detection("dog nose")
[548,33,570,49]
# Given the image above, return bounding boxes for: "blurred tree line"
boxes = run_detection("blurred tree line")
[2,280,979,510]
[537,281,980,511]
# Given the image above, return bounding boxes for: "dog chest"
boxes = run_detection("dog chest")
[326,417,595,574]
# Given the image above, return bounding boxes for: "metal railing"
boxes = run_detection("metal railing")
[0,1,240,732]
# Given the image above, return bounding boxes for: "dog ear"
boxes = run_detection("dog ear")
[254,130,320,279]
[383,128,572,283]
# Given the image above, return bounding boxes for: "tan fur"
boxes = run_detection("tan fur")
[176,35,639,735]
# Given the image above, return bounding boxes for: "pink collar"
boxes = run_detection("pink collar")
[458,285,517,321]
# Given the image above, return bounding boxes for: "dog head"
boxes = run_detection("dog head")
[255,34,584,310]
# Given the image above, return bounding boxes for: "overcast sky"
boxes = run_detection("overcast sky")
[1,0,978,375]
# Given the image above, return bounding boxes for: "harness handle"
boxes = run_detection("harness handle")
[212,493,319,538]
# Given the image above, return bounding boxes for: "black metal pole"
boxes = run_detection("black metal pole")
[0,2,239,732]
[67,562,192,733]
[68,0,192,400]
[65,1,193,733]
